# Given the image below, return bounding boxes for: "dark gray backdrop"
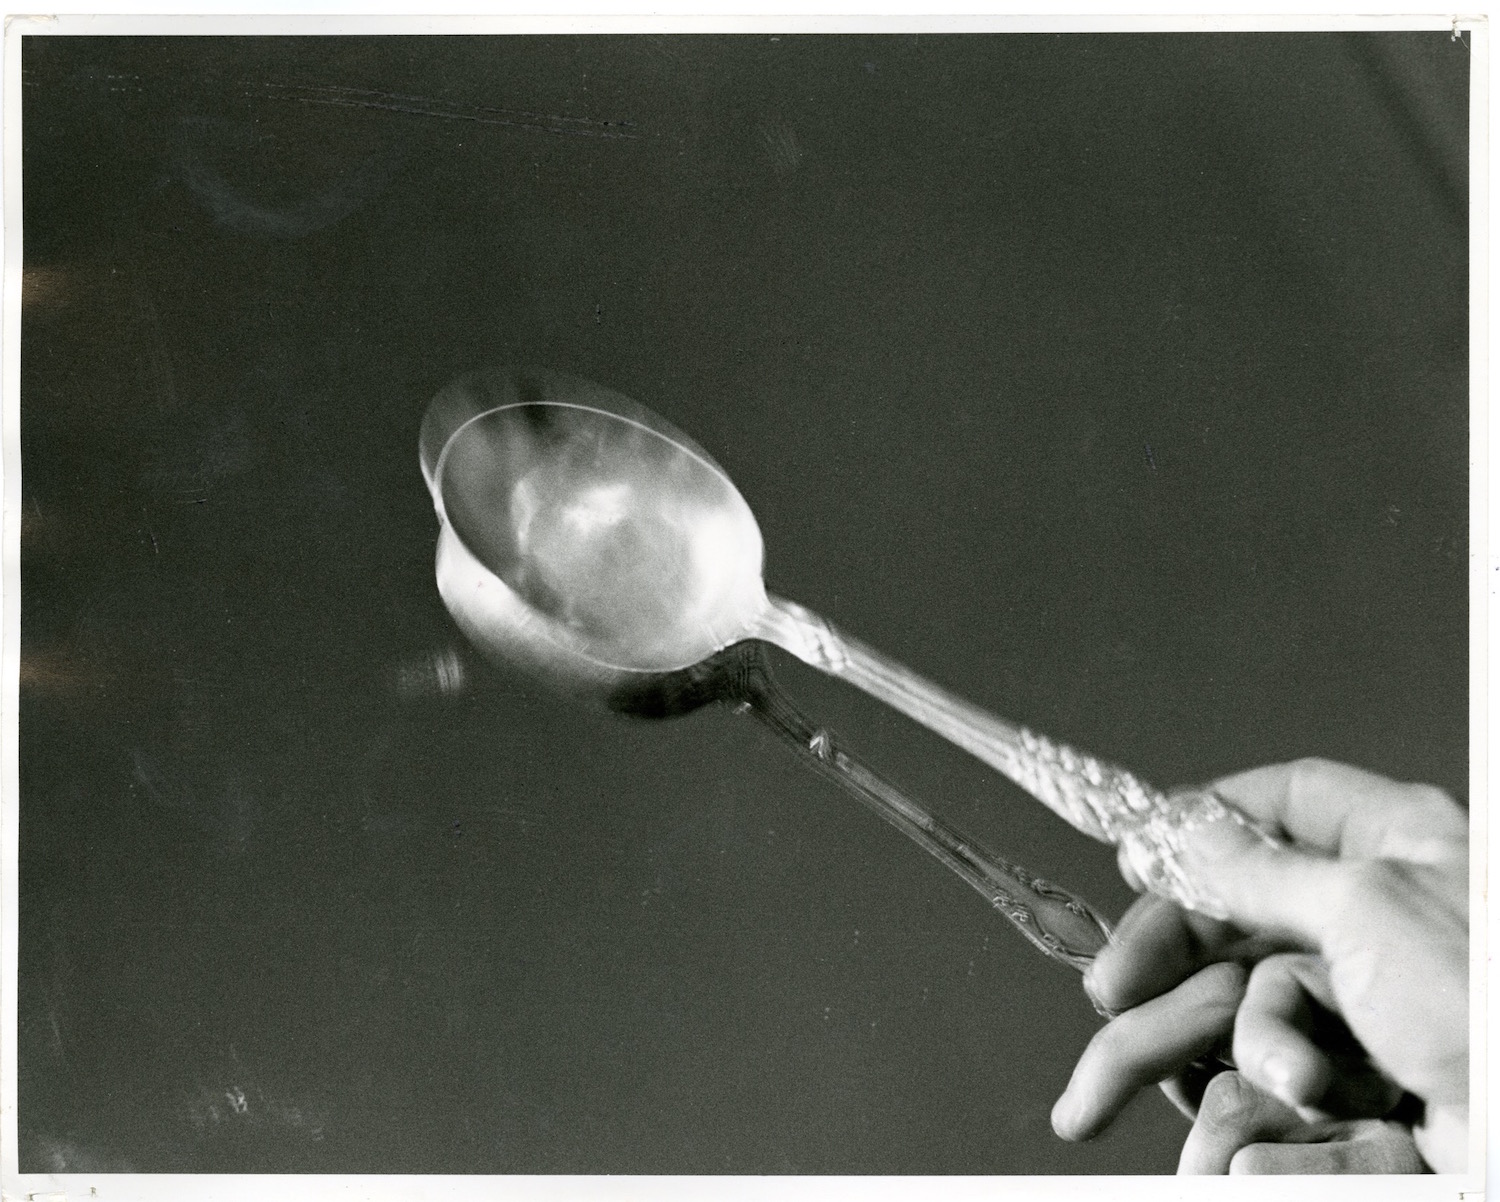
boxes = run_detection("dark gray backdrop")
[19,33,1467,1175]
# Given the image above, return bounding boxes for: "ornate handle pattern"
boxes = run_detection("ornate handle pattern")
[761,595,1278,920]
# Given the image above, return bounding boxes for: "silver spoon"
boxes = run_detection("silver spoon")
[419,368,1272,964]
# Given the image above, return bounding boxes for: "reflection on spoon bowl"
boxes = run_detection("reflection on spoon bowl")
[423,368,811,703]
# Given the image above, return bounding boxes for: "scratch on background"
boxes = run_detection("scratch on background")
[130,283,181,413]
[246,80,641,140]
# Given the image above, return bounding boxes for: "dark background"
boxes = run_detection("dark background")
[18,33,1467,1174]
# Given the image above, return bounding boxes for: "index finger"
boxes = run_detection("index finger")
[1210,758,1466,861]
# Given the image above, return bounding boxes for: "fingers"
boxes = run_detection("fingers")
[1235,953,1407,1119]
[1227,1120,1427,1175]
[1086,891,1245,1014]
[1053,961,1245,1142]
[1085,894,1198,1013]
[1233,953,1335,1109]
[1182,817,1469,1107]
[1178,1071,1305,1174]
[1179,1072,1426,1175]
[1212,758,1466,862]
[1181,817,1345,948]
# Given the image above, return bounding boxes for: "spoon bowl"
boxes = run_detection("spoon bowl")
[423,368,771,699]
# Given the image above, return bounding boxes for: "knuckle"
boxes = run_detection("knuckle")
[1331,859,1406,919]
[1325,944,1381,1006]
[1087,1011,1142,1064]
[1090,1007,1189,1082]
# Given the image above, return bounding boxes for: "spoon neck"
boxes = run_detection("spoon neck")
[753,593,850,672]
[699,640,814,740]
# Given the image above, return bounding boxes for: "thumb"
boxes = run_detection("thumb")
[1181,817,1346,950]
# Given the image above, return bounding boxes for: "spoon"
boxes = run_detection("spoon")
[420,368,1273,955]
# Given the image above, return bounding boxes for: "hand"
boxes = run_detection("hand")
[1051,758,1467,1172]
[1175,1070,1426,1174]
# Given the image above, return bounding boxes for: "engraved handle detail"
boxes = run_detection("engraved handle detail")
[724,644,1114,971]
[815,731,1114,971]
[760,595,1278,919]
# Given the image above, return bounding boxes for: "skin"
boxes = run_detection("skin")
[1050,758,1468,1173]
[1176,1071,1426,1175]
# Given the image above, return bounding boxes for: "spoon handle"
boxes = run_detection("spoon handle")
[759,595,1276,920]
[725,644,1114,973]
